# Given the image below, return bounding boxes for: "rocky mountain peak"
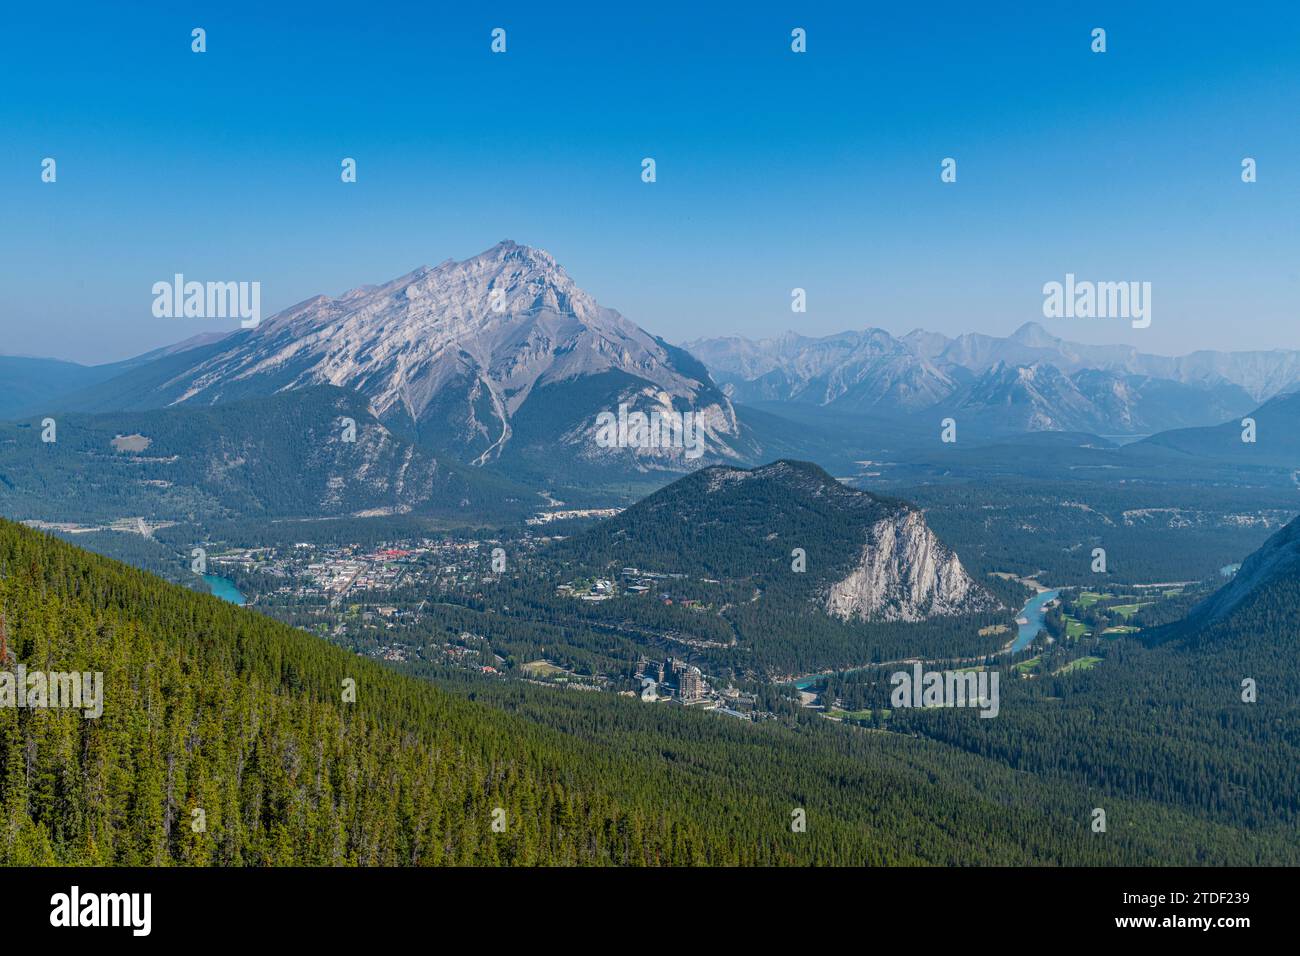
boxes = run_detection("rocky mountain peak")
[1008,321,1060,348]
[106,241,745,473]
[824,507,1000,622]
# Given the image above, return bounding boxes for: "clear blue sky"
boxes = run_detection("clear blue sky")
[2,0,1297,363]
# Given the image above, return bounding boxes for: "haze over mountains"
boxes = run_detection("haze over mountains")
[0,334,234,420]
[4,240,1297,523]
[688,322,1300,435]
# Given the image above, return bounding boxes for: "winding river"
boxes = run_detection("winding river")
[790,586,1059,689]
[1011,588,1060,653]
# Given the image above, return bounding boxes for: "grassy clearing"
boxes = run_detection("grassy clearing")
[522,660,569,677]
[1053,656,1102,675]
[828,708,889,721]
[1110,601,1155,618]
[1013,656,1041,674]
[1062,615,1089,639]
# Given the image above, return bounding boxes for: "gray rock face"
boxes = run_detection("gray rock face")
[136,241,747,470]
[825,509,998,622]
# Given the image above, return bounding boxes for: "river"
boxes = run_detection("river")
[203,574,247,606]
[790,586,1059,689]
[1011,588,1059,653]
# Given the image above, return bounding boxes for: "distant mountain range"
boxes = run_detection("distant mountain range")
[687,322,1300,435]
[4,242,1298,524]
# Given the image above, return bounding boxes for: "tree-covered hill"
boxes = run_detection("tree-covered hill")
[540,459,1012,674]
[1132,390,1300,468]
[552,459,911,586]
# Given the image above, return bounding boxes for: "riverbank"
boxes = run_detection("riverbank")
[784,583,1060,689]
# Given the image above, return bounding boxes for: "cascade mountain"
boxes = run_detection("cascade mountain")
[48,241,753,480]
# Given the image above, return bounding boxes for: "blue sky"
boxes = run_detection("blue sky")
[2,1,1297,363]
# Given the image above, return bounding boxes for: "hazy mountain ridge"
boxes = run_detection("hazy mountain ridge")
[1131,390,1300,467]
[687,322,1294,434]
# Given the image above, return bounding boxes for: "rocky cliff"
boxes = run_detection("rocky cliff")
[825,509,997,622]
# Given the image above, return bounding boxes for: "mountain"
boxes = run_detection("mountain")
[1187,514,1300,628]
[50,242,752,480]
[1,333,236,421]
[556,459,997,624]
[0,386,530,524]
[686,322,1283,435]
[907,321,1300,400]
[1128,389,1300,468]
[951,362,1102,432]
[0,356,134,420]
[686,330,955,411]
[947,361,1255,435]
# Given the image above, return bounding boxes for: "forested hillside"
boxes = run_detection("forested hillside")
[0,386,530,524]
[816,520,1300,860]
[0,519,1286,865]
[540,460,1011,674]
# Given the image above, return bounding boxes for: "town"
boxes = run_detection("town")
[194,532,767,721]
